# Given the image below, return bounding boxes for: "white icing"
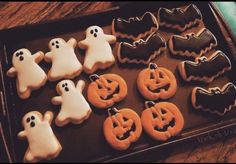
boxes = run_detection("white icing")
[7,48,47,99]
[78,26,116,74]
[52,80,92,127]
[45,38,83,81]
[18,111,62,163]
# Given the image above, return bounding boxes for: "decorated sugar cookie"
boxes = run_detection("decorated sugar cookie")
[158,4,202,32]
[52,80,92,127]
[78,26,116,74]
[141,101,184,141]
[191,82,236,116]
[18,111,62,163]
[45,38,83,81]
[7,48,47,99]
[112,12,159,40]
[168,28,217,58]
[178,50,231,83]
[103,107,142,151]
[117,32,166,64]
[87,74,127,109]
[137,63,177,100]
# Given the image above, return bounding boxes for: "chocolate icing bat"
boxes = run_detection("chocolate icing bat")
[179,50,231,83]
[158,4,202,31]
[112,12,159,39]
[192,83,236,116]
[118,32,166,64]
[169,28,217,58]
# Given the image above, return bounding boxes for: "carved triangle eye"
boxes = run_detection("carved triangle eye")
[152,112,158,119]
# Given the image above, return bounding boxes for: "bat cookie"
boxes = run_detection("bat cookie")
[78,26,116,74]
[169,28,217,58]
[178,50,231,83]
[112,12,159,40]
[45,38,83,81]
[7,48,47,99]
[191,82,236,116]
[117,32,166,64]
[18,111,62,163]
[158,4,202,32]
[52,80,92,127]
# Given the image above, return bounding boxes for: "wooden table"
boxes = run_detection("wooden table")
[1,2,236,163]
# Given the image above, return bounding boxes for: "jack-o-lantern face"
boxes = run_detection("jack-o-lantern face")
[87,74,128,109]
[103,107,142,150]
[137,63,177,100]
[141,101,184,141]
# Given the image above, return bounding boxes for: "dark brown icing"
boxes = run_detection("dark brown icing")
[119,32,166,62]
[113,12,158,37]
[172,28,217,55]
[184,51,231,78]
[159,4,202,28]
[194,83,236,115]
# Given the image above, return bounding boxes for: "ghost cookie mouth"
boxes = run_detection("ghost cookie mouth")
[16,51,25,61]
[90,28,98,38]
[26,115,36,128]
[62,83,69,92]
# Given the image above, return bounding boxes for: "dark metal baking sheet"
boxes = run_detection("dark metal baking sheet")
[0,2,236,162]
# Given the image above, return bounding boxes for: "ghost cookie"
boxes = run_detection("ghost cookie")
[6,49,47,99]
[18,111,62,163]
[45,38,83,81]
[52,80,92,127]
[78,26,116,74]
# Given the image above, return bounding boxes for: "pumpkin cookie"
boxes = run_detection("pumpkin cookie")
[141,101,184,141]
[137,63,177,100]
[103,107,142,151]
[87,74,128,109]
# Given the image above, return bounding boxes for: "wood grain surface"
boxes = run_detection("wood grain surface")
[1,2,236,163]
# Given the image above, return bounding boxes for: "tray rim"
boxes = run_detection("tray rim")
[0,2,236,162]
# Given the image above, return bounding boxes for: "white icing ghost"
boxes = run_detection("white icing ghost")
[78,26,116,74]
[18,111,62,163]
[45,38,83,81]
[6,49,47,99]
[52,80,92,127]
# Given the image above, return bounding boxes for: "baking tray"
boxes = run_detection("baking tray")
[0,1,236,162]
